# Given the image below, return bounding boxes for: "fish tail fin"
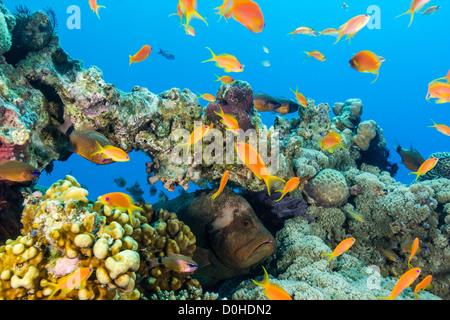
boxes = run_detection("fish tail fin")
[211,192,219,206]
[186,8,208,27]
[128,205,144,225]
[371,70,380,83]
[262,175,286,196]
[129,55,134,66]
[202,47,216,63]
[95,5,105,19]
[252,266,270,288]
[45,282,60,300]
[213,105,225,117]
[303,52,311,63]
[320,253,335,263]
[395,8,412,19]
[91,140,104,157]
[408,171,420,182]
[429,119,437,127]
[333,31,344,45]
[274,192,286,202]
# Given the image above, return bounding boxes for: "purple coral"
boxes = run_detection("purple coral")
[241,189,313,234]
[206,80,255,132]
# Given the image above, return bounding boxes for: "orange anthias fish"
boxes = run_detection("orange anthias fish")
[198,93,216,102]
[211,170,229,205]
[221,0,265,33]
[334,14,370,44]
[321,238,355,263]
[178,123,214,153]
[215,74,235,84]
[235,142,285,196]
[274,177,301,202]
[203,47,244,73]
[214,105,240,135]
[319,28,340,37]
[177,0,208,30]
[426,81,450,104]
[304,50,326,62]
[129,45,152,66]
[252,266,292,300]
[288,27,317,38]
[396,0,431,27]
[92,141,130,162]
[319,132,347,153]
[290,86,308,108]
[376,268,421,300]
[429,119,450,136]
[409,157,438,181]
[89,0,105,19]
[99,192,144,224]
[46,267,94,300]
[414,275,433,300]
[350,50,386,83]
[0,160,40,182]
[407,237,419,269]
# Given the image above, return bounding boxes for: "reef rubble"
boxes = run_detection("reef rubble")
[0,3,448,300]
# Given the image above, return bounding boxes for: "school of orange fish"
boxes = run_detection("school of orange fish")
[0,0,447,300]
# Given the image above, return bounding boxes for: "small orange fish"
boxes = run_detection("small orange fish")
[211,170,229,205]
[319,132,347,153]
[396,0,431,27]
[184,24,196,36]
[376,268,421,300]
[350,50,386,83]
[319,28,340,37]
[414,275,433,300]
[334,14,370,44]
[215,74,235,84]
[178,123,213,153]
[252,266,292,300]
[288,27,317,38]
[409,157,438,182]
[0,160,40,182]
[407,237,419,269]
[321,238,355,263]
[426,81,450,104]
[129,45,152,66]
[429,119,450,136]
[89,0,105,19]
[274,177,301,202]
[304,50,326,62]
[235,142,285,196]
[203,47,244,73]
[92,141,130,162]
[99,192,144,224]
[46,267,94,300]
[198,93,216,102]
[222,0,265,33]
[214,105,240,135]
[214,0,232,21]
[290,86,308,108]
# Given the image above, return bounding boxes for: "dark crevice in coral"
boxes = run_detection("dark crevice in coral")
[4,6,57,66]
[356,132,399,177]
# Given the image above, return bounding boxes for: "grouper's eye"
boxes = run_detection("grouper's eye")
[241,219,250,228]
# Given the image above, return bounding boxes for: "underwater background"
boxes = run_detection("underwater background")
[1,0,449,302]
[3,0,449,202]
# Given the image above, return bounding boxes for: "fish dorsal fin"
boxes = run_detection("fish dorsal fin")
[151,190,200,213]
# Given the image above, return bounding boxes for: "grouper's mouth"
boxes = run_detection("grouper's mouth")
[241,238,277,264]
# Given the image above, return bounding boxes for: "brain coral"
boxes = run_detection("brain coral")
[303,169,349,208]
[0,175,199,300]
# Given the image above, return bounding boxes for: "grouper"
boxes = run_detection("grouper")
[152,189,276,288]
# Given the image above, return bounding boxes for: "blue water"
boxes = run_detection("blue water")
[4,0,449,202]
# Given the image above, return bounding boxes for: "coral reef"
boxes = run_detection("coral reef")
[0,2,449,301]
[0,175,201,299]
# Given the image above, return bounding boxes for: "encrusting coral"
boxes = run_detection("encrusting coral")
[0,175,201,300]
